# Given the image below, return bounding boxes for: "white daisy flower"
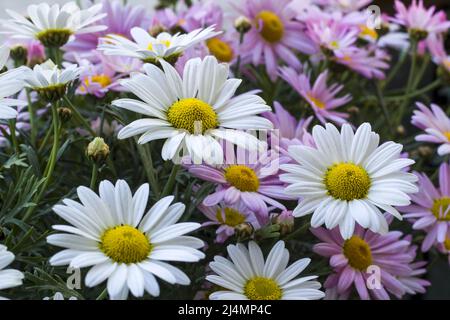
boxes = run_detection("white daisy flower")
[98,25,220,64]
[206,240,324,300]
[43,292,77,300]
[0,45,28,120]
[280,123,418,239]
[113,56,273,164]
[0,245,24,299]
[23,60,81,101]
[2,1,107,48]
[47,179,205,300]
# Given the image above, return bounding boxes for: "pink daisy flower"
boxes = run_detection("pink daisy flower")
[185,148,294,217]
[334,47,390,80]
[312,225,426,300]
[280,67,351,125]
[399,162,450,252]
[391,0,450,40]
[230,0,315,80]
[411,102,450,156]
[263,101,314,154]
[198,201,260,243]
[427,34,450,74]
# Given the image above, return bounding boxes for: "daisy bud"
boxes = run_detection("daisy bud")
[418,146,433,158]
[86,137,110,164]
[57,107,72,123]
[235,222,254,239]
[272,210,294,236]
[409,29,428,42]
[149,24,168,37]
[397,125,406,136]
[234,16,252,34]
[10,46,28,64]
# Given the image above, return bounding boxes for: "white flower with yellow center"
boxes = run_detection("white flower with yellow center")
[280,123,418,239]
[47,179,205,300]
[98,26,220,65]
[0,45,28,120]
[206,241,324,300]
[2,2,106,48]
[0,245,24,299]
[23,60,81,101]
[114,56,272,164]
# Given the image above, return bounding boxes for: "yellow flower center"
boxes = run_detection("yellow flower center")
[359,25,378,40]
[330,40,340,49]
[100,225,152,264]
[224,165,260,192]
[443,131,450,141]
[255,11,284,43]
[324,163,371,201]
[90,74,112,88]
[444,237,450,251]
[306,94,326,109]
[343,236,373,271]
[244,277,282,300]
[147,40,171,51]
[216,207,246,227]
[206,38,234,63]
[166,98,218,134]
[36,29,73,47]
[431,197,450,221]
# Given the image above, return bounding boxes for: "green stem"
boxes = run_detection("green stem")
[397,41,418,123]
[38,124,53,153]
[90,163,98,189]
[63,95,95,136]
[374,82,395,137]
[96,288,108,300]
[8,119,19,154]
[26,89,37,145]
[161,164,181,198]
[283,222,311,241]
[387,79,441,101]
[23,103,61,222]
[136,142,160,197]
[234,31,245,79]
[383,50,407,89]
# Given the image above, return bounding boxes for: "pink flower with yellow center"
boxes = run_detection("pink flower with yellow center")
[280,67,351,125]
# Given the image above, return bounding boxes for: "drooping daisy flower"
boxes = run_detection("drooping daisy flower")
[427,35,450,76]
[391,0,450,41]
[263,101,314,154]
[312,225,427,300]
[185,147,293,216]
[280,123,418,239]
[64,0,146,61]
[47,179,205,300]
[280,67,351,125]
[0,245,24,299]
[198,201,260,243]
[114,56,272,164]
[206,240,325,300]
[2,2,107,48]
[23,60,81,102]
[333,47,390,80]
[399,163,450,252]
[412,102,450,156]
[98,25,220,65]
[5,38,46,67]
[230,0,316,80]
[0,45,28,119]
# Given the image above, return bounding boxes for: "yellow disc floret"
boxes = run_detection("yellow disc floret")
[324,163,371,201]
[255,11,284,43]
[36,29,73,48]
[343,236,373,271]
[244,277,282,300]
[100,225,152,264]
[167,98,218,134]
[307,94,326,109]
[90,74,112,88]
[431,197,450,221]
[444,237,450,251]
[206,38,234,63]
[216,208,246,227]
[224,165,260,192]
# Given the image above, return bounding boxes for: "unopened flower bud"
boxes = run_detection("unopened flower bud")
[10,46,28,64]
[418,146,433,158]
[149,24,167,37]
[86,137,110,164]
[57,107,72,123]
[397,125,406,136]
[235,222,254,239]
[409,28,428,42]
[273,210,294,236]
[234,16,252,34]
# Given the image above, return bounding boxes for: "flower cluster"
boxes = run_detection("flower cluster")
[0,0,448,301]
